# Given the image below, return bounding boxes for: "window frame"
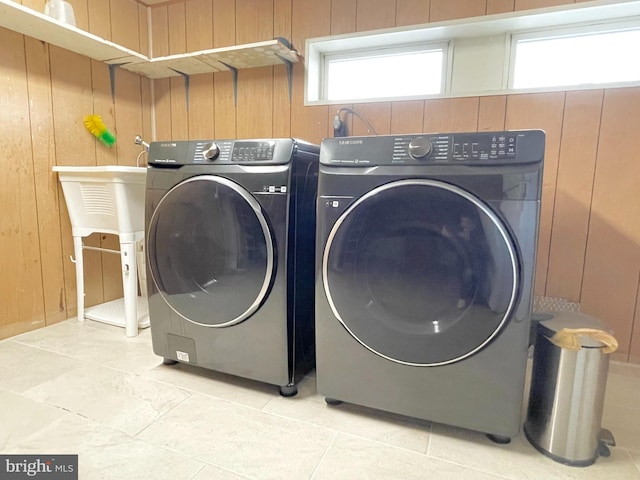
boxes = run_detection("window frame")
[304,0,640,106]
[321,42,451,103]
[509,20,640,91]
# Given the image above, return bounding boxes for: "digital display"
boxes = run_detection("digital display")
[231,141,276,162]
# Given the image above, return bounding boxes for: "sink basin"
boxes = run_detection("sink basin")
[53,166,147,238]
[53,165,149,337]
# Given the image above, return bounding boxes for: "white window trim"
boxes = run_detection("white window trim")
[321,42,451,103]
[509,20,640,91]
[304,0,640,106]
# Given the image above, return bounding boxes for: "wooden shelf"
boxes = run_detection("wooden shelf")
[121,39,301,79]
[0,0,300,78]
[0,0,146,65]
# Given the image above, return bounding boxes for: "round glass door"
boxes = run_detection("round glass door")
[148,175,275,327]
[323,179,519,365]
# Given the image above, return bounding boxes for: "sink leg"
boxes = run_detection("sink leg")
[120,240,138,337]
[73,236,85,322]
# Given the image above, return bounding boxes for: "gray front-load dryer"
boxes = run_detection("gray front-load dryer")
[146,138,318,396]
[316,130,544,440]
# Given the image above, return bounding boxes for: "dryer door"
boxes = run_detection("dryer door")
[148,175,275,327]
[322,179,519,366]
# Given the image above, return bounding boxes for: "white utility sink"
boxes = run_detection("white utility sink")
[53,166,149,337]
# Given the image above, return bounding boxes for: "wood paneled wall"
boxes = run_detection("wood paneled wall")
[147,0,640,363]
[0,0,152,338]
[1,0,638,364]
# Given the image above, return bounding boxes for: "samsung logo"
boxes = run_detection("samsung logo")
[159,143,177,147]
[338,140,363,145]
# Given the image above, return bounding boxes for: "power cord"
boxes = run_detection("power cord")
[333,107,378,138]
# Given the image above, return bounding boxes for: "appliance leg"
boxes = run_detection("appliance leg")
[162,358,178,365]
[279,384,298,397]
[73,236,85,322]
[486,434,511,444]
[325,398,343,406]
[120,240,138,337]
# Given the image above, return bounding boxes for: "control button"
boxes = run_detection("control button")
[408,137,433,159]
[202,142,220,161]
[462,143,470,158]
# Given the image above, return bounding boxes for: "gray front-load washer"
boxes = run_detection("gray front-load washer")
[146,138,318,396]
[315,130,544,440]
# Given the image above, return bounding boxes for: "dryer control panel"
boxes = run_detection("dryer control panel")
[148,139,294,166]
[320,130,545,166]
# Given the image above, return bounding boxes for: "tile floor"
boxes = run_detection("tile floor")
[1,319,639,480]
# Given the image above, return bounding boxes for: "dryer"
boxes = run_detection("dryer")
[146,138,318,396]
[316,130,544,440]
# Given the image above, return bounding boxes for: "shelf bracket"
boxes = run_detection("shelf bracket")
[170,69,191,111]
[219,61,239,107]
[274,38,296,103]
[108,63,128,102]
[274,53,294,103]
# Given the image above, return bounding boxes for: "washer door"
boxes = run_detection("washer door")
[323,179,519,365]
[148,175,275,327]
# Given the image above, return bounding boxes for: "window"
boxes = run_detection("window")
[305,1,640,105]
[324,45,448,102]
[511,24,640,89]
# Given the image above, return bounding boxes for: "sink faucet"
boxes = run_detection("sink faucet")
[134,135,150,151]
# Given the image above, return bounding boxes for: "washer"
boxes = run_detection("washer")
[146,138,319,396]
[316,130,544,440]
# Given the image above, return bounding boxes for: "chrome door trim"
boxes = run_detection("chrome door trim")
[322,178,519,366]
[148,175,275,328]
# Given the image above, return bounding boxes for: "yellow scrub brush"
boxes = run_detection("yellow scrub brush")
[83,114,116,147]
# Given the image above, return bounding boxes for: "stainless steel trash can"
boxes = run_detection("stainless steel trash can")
[524,312,617,467]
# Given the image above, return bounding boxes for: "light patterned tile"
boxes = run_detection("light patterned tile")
[10,318,103,343]
[604,373,640,412]
[262,395,430,453]
[428,423,640,480]
[143,362,275,410]
[12,319,159,374]
[12,414,204,479]
[602,405,640,451]
[0,341,80,393]
[0,391,71,451]
[24,363,190,436]
[601,369,640,451]
[3,318,640,480]
[312,434,505,480]
[137,394,335,480]
[192,465,255,480]
[628,450,640,473]
[609,361,640,379]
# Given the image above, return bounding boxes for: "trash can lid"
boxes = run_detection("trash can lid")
[539,312,614,349]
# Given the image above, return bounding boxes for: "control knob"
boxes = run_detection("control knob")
[202,142,220,161]
[408,137,433,159]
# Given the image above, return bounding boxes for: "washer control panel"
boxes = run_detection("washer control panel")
[320,130,544,166]
[148,139,290,166]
